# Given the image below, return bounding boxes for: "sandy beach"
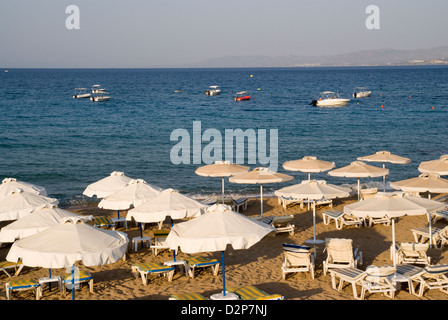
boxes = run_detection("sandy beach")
[1,193,448,302]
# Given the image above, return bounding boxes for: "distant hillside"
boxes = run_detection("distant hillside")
[192,46,448,68]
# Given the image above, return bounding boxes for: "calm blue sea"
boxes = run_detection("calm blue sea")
[1,67,447,206]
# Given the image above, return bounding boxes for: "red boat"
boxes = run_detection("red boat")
[234,91,251,101]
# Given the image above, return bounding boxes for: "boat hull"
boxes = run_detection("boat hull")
[353,91,371,98]
[73,93,91,99]
[90,96,110,102]
[235,96,251,101]
[205,90,221,96]
[316,99,350,107]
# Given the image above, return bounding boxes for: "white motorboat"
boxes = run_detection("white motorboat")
[73,88,91,99]
[205,85,221,96]
[91,84,106,93]
[90,91,110,102]
[353,87,372,98]
[311,91,350,107]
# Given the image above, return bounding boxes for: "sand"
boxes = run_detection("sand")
[1,193,448,302]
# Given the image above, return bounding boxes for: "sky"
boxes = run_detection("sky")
[0,0,447,68]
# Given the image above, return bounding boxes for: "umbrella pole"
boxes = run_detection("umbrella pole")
[72,265,75,301]
[383,163,386,192]
[222,177,225,204]
[260,184,264,216]
[313,201,316,243]
[139,223,144,249]
[222,251,226,296]
[429,213,432,248]
[358,178,361,201]
[49,268,52,292]
[117,210,120,219]
[392,218,396,266]
[308,173,311,180]
[171,218,176,262]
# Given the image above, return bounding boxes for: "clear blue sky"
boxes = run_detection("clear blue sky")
[1,0,447,68]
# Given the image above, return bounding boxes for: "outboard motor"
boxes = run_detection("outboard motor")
[310,100,317,106]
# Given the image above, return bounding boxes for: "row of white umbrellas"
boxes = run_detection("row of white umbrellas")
[0,152,447,299]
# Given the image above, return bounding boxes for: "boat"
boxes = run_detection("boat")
[91,84,105,93]
[90,91,110,102]
[234,91,251,101]
[310,91,350,107]
[205,86,221,96]
[353,87,372,98]
[72,88,91,99]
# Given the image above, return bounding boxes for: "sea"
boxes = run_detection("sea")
[1,66,447,207]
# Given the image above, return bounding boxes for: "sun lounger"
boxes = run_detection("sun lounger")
[0,260,24,277]
[359,265,397,300]
[232,197,249,212]
[323,238,363,275]
[411,264,448,297]
[184,255,220,279]
[93,216,116,230]
[151,229,170,256]
[201,196,218,206]
[281,243,314,279]
[255,215,294,235]
[63,270,94,294]
[328,267,366,299]
[169,292,208,300]
[227,285,284,300]
[278,196,304,209]
[5,278,42,300]
[360,187,377,200]
[131,262,175,285]
[322,210,364,230]
[366,215,391,227]
[395,264,425,295]
[431,209,448,223]
[393,242,431,265]
[411,225,448,249]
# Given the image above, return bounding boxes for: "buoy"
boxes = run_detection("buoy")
[257,88,261,91]
[409,95,411,98]
[432,106,435,110]
[250,75,253,77]
[381,105,384,108]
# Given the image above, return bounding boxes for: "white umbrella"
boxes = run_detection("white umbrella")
[344,192,445,265]
[229,167,294,216]
[358,151,411,191]
[418,155,448,176]
[0,178,47,198]
[98,179,162,210]
[390,173,448,199]
[282,156,335,180]
[0,189,59,222]
[195,161,250,203]
[166,203,275,299]
[328,161,389,200]
[275,180,350,247]
[7,216,128,300]
[126,188,206,225]
[0,204,93,243]
[83,171,132,198]
[127,188,208,260]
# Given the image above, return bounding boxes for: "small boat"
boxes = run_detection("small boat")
[90,91,110,102]
[72,88,91,99]
[205,86,221,96]
[91,84,105,93]
[310,91,350,107]
[353,87,372,98]
[234,91,251,101]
